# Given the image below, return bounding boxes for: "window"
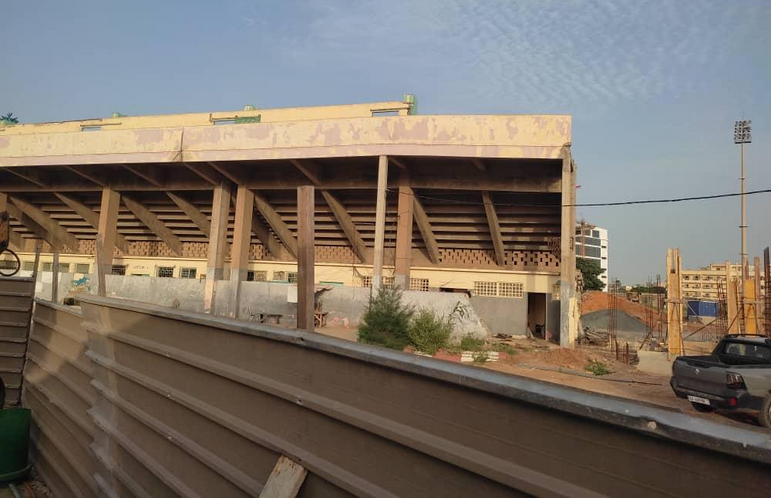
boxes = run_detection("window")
[273,271,286,281]
[75,263,90,274]
[499,282,524,298]
[42,262,52,272]
[592,230,600,238]
[247,270,268,282]
[23,261,35,271]
[180,267,197,279]
[157,266,174,278]
[474,281,524,298]
[409,278,429,292]
[111,265,127,275]
[583,246,601,258]
[0,259,17,270]
[59,263,70,273]
[361,276,394,288]
[288,272,299,284]
[474,281,498,297]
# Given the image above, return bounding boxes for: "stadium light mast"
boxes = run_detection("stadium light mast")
[734,119,752,297]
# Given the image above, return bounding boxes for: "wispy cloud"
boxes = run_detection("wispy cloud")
[261,0,766,107]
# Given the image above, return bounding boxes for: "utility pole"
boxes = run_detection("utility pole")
[734,119,752,327]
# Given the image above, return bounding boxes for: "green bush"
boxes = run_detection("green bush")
[491,342,517,355]
[408,309,452,354]
[459,335,486,352]
[358,286,413,350]
[585,359,613,376]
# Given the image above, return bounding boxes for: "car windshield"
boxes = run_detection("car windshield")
[721,341,771,362]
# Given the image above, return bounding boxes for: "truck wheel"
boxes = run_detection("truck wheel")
[691,402,713,413]
[759,396,771,429]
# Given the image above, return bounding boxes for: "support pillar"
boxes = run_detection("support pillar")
[394,171,413,289]
[204,182,231,314]
[96,188,121,295]
[372,155,388,291]
[726,261,739,333]
[297,186,315,331]
[666,248,684,357]
[559,148,578,347]
[229,186,254,318]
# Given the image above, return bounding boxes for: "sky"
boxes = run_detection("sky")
[3,0,770,284]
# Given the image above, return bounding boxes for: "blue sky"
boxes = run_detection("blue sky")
[3,0,770,283]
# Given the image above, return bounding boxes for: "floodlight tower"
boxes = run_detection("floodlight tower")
[734,120,751,293]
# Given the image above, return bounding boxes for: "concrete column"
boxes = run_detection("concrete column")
[229,186,254,318]
[559,148,578,348]
[297,186,315,331]
[372,155,389,291]
[96,187,121,295]
[394,171,413,289]
[204,182,231,314]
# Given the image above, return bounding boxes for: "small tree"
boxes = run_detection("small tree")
[0,113,19,125]
[576,257,606,291]
[358,286,414,350]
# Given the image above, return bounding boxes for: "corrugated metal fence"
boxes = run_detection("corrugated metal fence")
[20,296,771,497]
[0,276,35,406]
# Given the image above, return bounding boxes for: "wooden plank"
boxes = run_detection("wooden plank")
[372,156,388,290]
[122,195,183,256]
[290,159,322,186]
[481,191,506,266]
[230,186,254,282]
[260,456,308,498]
[55,193,129,253]
[320,190,368,263]
[252,192,298,258]
[8,196,80,252]
[394,172,414,288]
[204,182,231,314]
[122,164,164,187]
[412,195,440,265]
[296,186,315,332]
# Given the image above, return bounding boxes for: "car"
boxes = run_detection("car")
[670,334,771,428]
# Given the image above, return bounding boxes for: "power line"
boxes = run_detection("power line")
[384,188,771,208]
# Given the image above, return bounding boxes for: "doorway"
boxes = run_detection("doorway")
[527,293,547,339]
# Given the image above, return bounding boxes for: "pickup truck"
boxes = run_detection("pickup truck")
[670,335,771,428]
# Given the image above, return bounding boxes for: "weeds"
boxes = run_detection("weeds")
[585,359,613,376]
[459,335,486,352]
[409,309,452,355]
[490,342,517,355]
[472,352,490,364]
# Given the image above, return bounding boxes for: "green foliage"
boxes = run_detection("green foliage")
[576,257,606,291]
[358,286,414,350]
[472,352,490,364]
[459,335,486,352]
[491,342,517,355]
[585,359,613,376]
[0,112,19,125]
[408,309,452,354]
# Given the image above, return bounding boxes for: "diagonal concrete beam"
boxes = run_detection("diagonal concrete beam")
[412,194,440,265]
[252,191,298,258]
[229,192,292,261]
[167,192,230,257]
[54,193,129,253]
[481,191,506,266]
[0,194,24,250]
[321,190,369,263]
[183,162,223,186]
[122,195,183,256]
[8,196,80,252]
[122,164,165,187]
[5,167,48,188]
[291,159,322,186]
[64,165,108,187]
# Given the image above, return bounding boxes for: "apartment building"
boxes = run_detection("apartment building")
[682,262,767,300]
[575,225,609,291]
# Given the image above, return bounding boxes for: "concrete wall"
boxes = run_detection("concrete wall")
[469,295,528,337]
[33,273,531,341]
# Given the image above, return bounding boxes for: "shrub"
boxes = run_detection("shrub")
[459,335,486,352]
[358,286,413,350]
[491,342,517,355]
[472,352,490,364]
[408,309,452,354]
[585,359,612,376]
